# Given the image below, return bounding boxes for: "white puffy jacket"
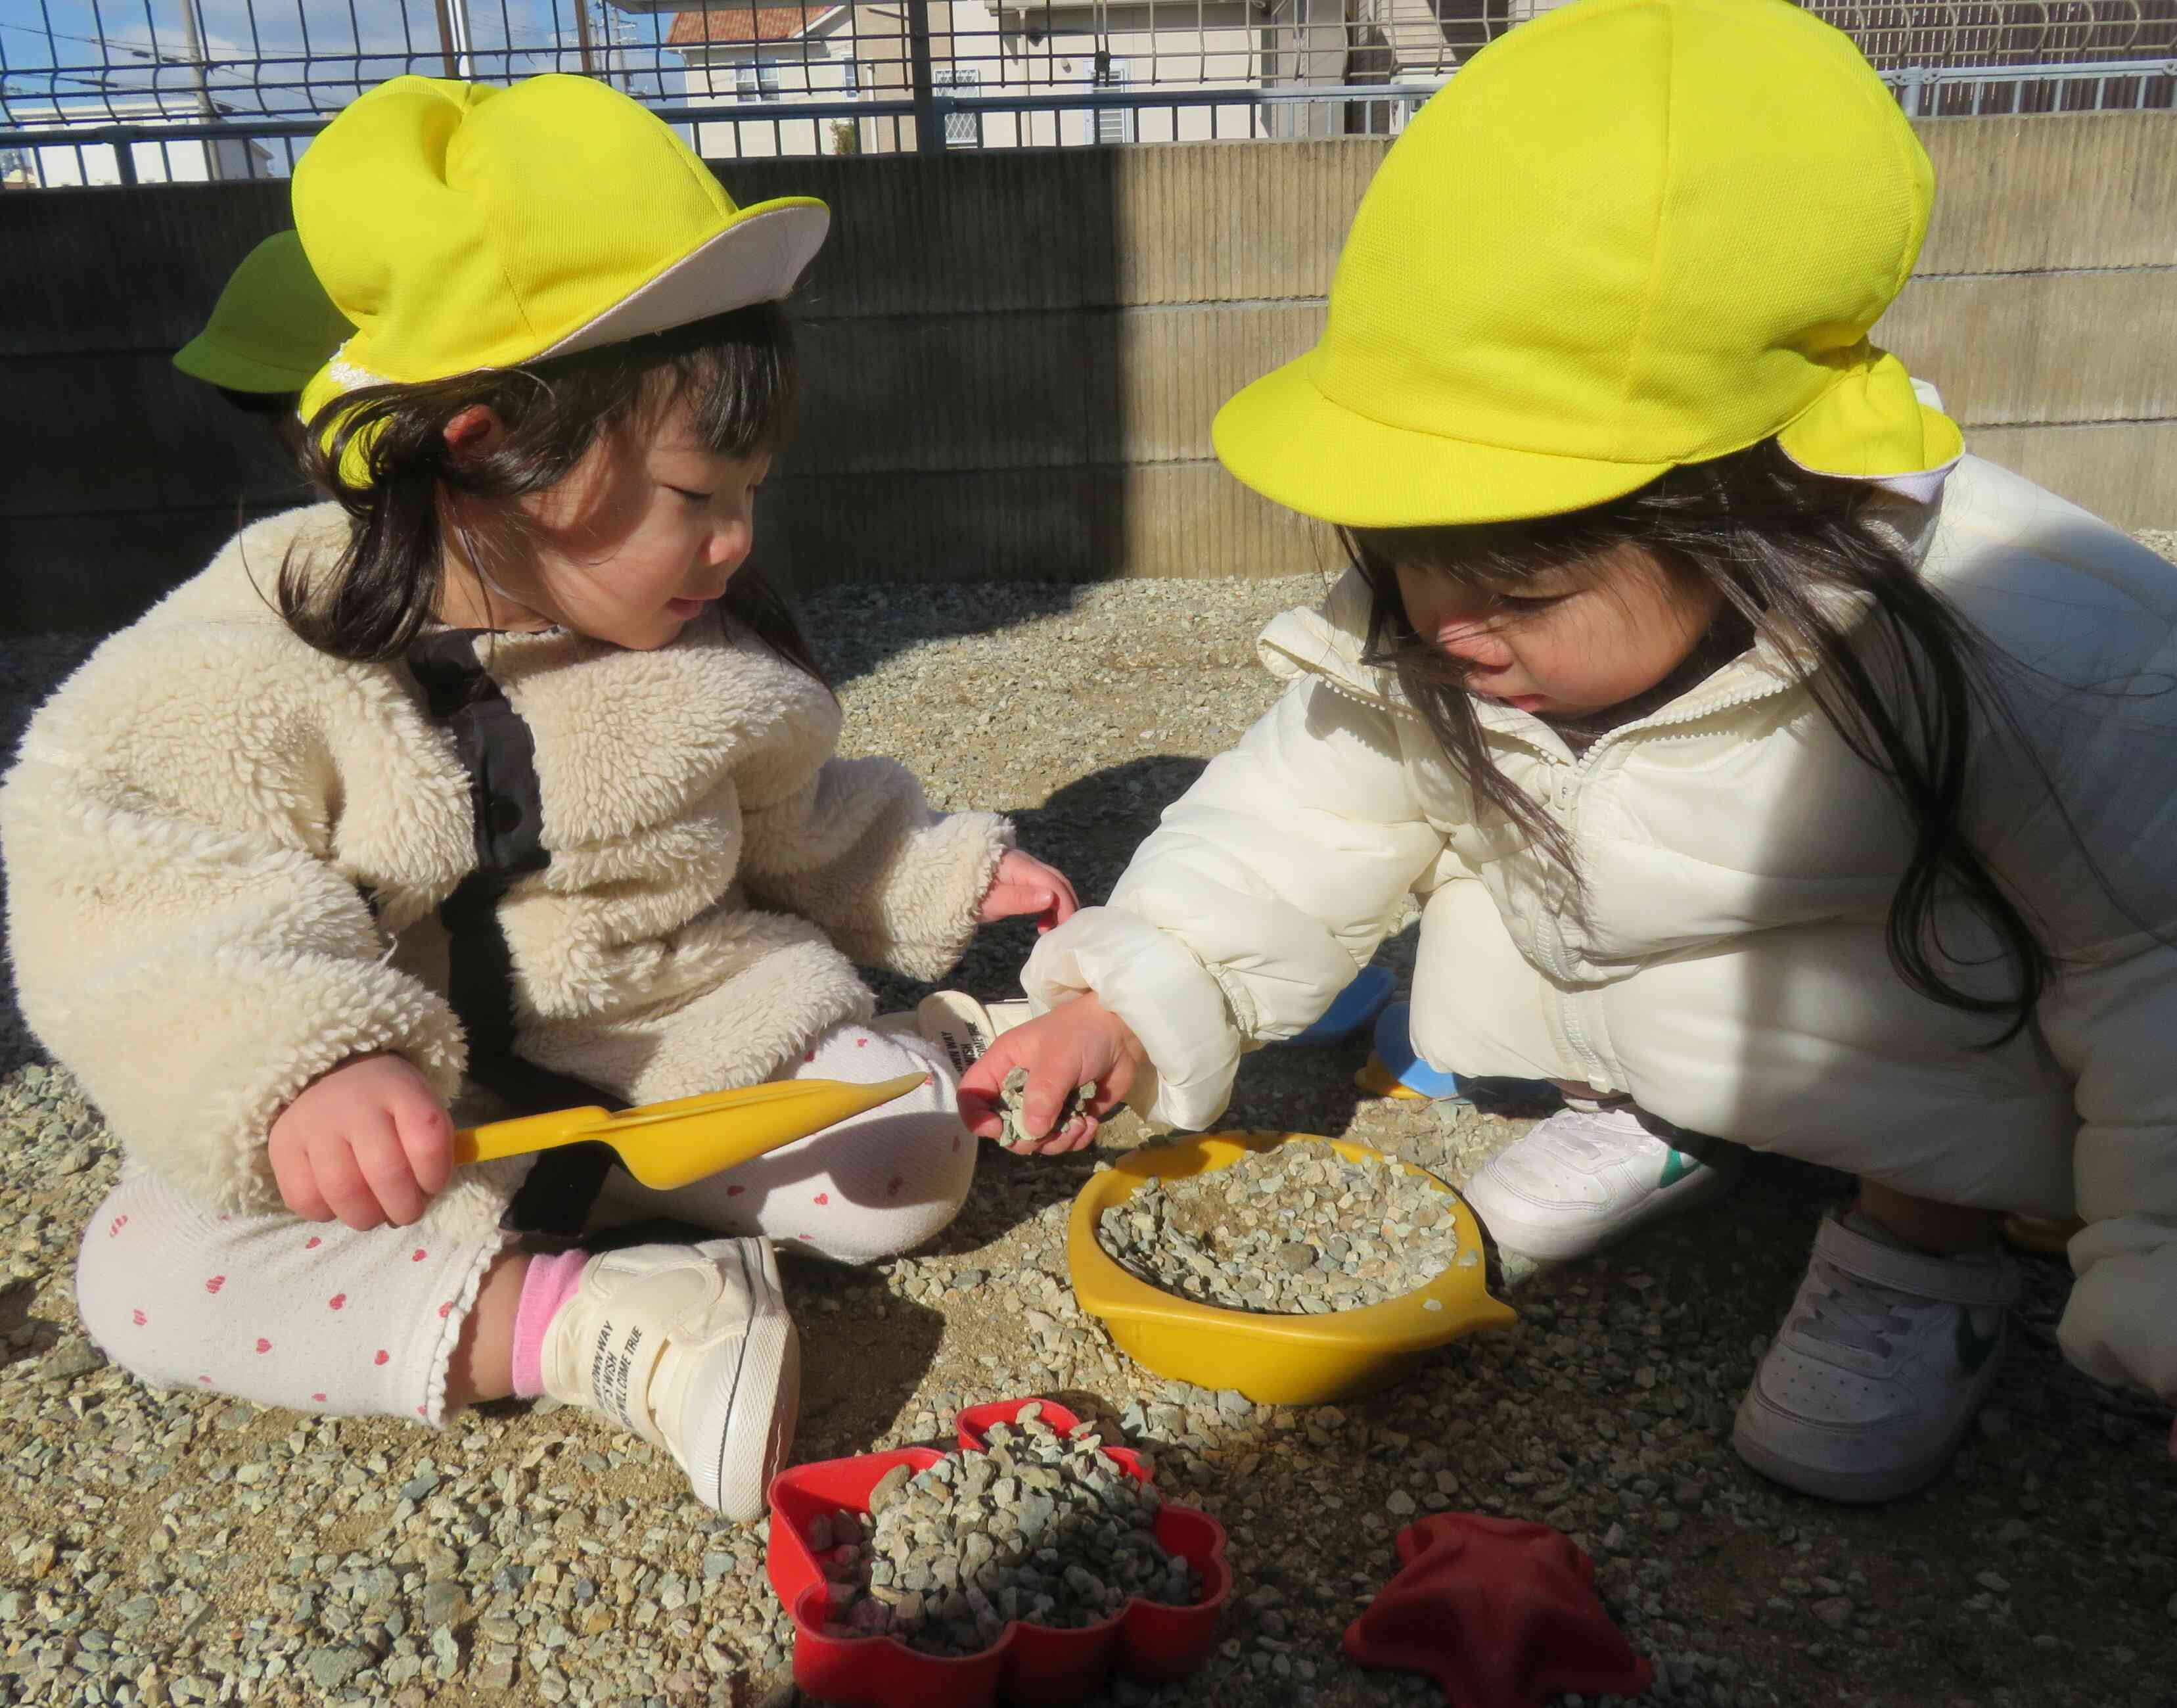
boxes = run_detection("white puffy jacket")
[1025,456,2177,1406]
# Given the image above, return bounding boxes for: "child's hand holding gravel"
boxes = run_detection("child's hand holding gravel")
[957,994,1145,1155]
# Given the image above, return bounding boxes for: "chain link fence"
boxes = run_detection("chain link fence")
[3,1,2172,186]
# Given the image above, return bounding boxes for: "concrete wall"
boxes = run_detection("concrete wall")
[1,112,2170,630]
[1885,114,2177,515]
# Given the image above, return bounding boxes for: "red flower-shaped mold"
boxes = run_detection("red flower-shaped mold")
[766,1397,1231,1708]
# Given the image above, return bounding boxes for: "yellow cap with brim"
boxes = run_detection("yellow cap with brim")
[292,74,829,471]
[172,229,353,395]
[1212,0,1962,528]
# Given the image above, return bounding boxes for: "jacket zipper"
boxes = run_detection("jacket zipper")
[1540,676,1800,1084]
[1273,641,1806,1087]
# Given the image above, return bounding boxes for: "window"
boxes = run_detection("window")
[735,63,785,101]
[934,66,981,147]
[1092,54,1134,145]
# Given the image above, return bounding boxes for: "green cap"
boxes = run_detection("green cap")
[173,229,354,395]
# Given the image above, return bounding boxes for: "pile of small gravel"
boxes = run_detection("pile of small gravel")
[812,1404,1199,1655]
[1098,1145,1469,1316]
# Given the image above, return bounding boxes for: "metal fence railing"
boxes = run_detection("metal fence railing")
[3,1,2174,187]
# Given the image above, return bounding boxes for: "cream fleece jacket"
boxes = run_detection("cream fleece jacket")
[1,504,1011,1241]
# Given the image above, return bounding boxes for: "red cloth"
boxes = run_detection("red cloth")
[1343,1513,1653,1708]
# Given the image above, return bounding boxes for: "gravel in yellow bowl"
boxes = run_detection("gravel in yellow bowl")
[1067,1131,1517,1406]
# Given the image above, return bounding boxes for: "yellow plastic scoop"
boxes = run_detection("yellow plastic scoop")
[453,1071,929,1191]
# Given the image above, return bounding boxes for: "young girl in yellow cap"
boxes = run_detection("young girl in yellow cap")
[966,0,2177,1501]
[3,72,1074,1520]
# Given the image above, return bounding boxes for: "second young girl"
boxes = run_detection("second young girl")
[7,73,1074,1519]
[965,0,2177,1500]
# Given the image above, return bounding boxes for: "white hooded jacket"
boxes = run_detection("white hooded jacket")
[1025,456,2177,1406]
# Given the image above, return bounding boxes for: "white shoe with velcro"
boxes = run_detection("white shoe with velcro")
[541,1237,797,1520]
[1733,1213,2019,1504]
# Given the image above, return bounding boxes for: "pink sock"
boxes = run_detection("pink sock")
[510,1249,589,1398]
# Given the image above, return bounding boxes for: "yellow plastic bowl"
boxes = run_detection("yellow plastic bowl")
[1068,1131,1517,1406]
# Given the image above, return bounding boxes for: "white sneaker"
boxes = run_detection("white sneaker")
[541,1237,798,1520]
[1733,1214,2019,1504]
[1461,1101,1741,1260]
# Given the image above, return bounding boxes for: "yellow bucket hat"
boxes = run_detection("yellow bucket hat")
[292,73,828,437]
[1213,0,1963,528]
[172,230,352,395]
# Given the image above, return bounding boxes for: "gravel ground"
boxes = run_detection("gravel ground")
[4,548,2176,1708]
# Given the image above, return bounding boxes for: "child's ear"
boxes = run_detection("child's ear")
[443,404,507,461]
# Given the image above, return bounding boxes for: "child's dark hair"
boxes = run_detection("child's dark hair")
[282,302,821,682]
[1348,438,2121,1044]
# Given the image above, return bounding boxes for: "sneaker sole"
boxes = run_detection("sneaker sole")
[702,1243,799,1521]
[1464,1153,1741,1262]
[1730,1394,1964,1505]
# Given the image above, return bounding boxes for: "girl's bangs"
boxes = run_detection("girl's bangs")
[1348,515,1626,597]
[651,306,798,462]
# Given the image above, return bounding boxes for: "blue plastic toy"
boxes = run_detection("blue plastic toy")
[1282,965,1397,1048]
[1356,1000,1468,1099]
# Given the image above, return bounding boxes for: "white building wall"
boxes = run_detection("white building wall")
[672,0,1268,152]
[20,131,261,187]
[956,2,1263,145]
[670,0,1440,154]
[683,32,872,158]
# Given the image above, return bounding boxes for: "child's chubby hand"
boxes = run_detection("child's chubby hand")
[958,994,1147,1155]
[268,1052,455,1232]
[976,848,1080,934]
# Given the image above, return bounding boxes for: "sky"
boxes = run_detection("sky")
[0,0,683,126]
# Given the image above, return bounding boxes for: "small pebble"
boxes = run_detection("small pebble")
[420,1580,462,1625]
[305,1648,369,1691]
[1810,1597,1853,1631]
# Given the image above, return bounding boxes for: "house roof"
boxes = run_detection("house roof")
[665,5,841,45]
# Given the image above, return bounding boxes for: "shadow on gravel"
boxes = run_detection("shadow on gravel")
[926,1147,1104,1258]
[867,752,1214,1013]
[859,752,1216,1058]
[1010,754,1214,905]
[0,1277,60,1374]
[783,1281,946,1466]
[796,580,1091,693]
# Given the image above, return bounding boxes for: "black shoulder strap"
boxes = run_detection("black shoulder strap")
[413,635,623,1238]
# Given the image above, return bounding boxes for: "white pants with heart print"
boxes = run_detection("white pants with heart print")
[73,1021,974,1423]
